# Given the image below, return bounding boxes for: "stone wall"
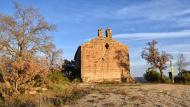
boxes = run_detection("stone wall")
[75,28,134,83]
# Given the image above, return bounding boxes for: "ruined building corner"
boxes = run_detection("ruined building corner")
[106,28,112,38]
[98,28,104,38]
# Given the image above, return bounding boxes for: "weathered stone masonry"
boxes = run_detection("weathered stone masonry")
[74,28,134,82]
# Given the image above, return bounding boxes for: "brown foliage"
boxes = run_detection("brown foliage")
[141,40,170,82]
[0,57,50,97]
[0,2,62,99]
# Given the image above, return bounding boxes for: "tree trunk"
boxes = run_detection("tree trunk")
[15,81,18,91]
[160,70,163,83]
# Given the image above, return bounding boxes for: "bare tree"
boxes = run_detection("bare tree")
[176,53,188,73]
[0,2,58,96]
[142,40,170,82]
[0,2,55,60]
[46,46,63,71]
[141,40,159,70]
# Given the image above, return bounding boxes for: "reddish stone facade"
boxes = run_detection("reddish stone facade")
[74,28,134,82]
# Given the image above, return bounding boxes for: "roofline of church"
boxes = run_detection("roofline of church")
[74,28,129,59]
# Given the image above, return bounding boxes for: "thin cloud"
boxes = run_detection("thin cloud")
[114,0,190,27]
[175,8,190,16]
[113,30,190,40]
[115,0,188,20]
[162,44,190,50]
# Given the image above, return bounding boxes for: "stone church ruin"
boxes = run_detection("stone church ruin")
[74,28,134,82]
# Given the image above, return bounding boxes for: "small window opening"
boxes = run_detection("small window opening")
[105,43,109,49]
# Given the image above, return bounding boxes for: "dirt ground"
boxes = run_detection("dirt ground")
[65,83,190,107]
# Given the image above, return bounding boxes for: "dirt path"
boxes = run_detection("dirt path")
[65,83,190,107]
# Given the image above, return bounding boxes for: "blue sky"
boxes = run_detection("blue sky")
[0,0,190,77]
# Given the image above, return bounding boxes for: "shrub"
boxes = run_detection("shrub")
[0,57,50,98]
[174,70,190,84]
[162,75,171,83]
[0,98,36,107]
[144,70,170,83]
[33,75,44,87]
[50,88,90,106]
[52,98,63,106]
[48,71,69,84]
[47,71,70,95]
[144,70,160,82]
[62,59,80,81]
[0,70,4,83]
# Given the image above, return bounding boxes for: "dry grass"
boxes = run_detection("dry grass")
[102,102,115,107]
[128,95,143,101]
[2,83,190,107]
